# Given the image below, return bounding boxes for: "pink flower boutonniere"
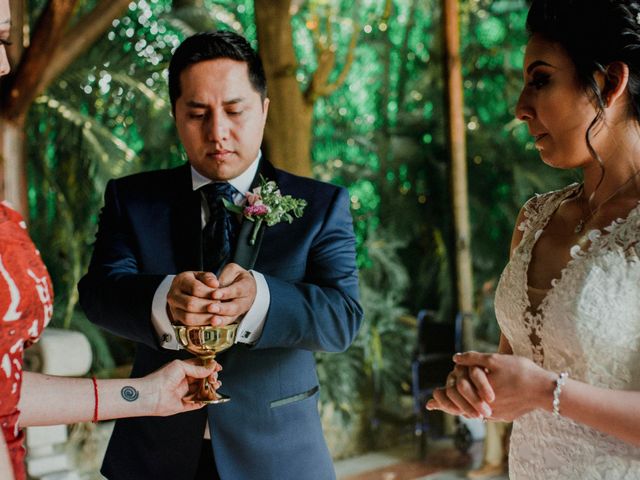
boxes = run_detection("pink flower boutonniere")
[223,176,307,245]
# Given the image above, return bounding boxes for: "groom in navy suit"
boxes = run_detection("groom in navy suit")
[78,31,362,480]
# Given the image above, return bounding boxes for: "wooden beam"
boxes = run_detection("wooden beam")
[2,0,78,122]
[3,0,130,122]
[442,0,474,348]
[39,0,131,91]
[0,0,130,217]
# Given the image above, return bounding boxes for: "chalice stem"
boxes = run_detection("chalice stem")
[186,355,231,404]
[173,323,237,405]
[200,355,216,398]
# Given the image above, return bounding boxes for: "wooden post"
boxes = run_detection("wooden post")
[442,0,474,349]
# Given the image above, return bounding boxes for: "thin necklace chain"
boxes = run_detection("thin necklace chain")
[574,170,640,234]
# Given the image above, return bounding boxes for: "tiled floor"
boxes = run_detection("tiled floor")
[70,422,508,480]
[335,439,509,480]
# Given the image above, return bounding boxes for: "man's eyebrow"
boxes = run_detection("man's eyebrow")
[184,98,245,108]
[185,100,208,108]
[222,98,244,106]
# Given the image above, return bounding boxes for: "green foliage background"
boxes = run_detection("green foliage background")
[25,0,576,442]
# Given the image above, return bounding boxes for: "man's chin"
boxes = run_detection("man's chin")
[190,162,237,182]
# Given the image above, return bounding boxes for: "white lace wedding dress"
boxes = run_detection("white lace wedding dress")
[494,183,640,479]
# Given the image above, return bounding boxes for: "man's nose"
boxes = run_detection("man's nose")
[206,113,229,142]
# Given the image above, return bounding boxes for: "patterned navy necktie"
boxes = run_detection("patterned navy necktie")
[200,182,239,274]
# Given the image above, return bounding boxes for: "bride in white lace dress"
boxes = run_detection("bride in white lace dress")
[428,1,640,478]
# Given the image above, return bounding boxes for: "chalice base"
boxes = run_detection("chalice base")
[184,390,230,404]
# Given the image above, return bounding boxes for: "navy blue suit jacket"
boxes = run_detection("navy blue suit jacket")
[78,160,363,480]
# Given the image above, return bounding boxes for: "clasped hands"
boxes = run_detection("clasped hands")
[426,352,556,422]
[167,263,257,327]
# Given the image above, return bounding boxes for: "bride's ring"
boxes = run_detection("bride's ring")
[446,377,457,388]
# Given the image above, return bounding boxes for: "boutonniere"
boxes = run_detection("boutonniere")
[223,176,307,245]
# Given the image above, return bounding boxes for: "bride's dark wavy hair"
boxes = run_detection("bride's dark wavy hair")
[527,0,640,186]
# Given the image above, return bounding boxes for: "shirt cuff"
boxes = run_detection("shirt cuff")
[235,271,270,345]
[151,275,181,350]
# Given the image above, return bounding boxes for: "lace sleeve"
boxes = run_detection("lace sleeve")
[519,184,582,236]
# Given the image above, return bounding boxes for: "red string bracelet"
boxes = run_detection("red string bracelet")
[91,376,99,423]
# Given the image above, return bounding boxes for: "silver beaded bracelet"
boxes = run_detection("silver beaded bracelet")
[552,371,569,417]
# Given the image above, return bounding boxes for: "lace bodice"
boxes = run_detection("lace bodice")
[495,184,640,479]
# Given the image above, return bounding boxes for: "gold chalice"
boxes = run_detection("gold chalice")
[173,324,238,404]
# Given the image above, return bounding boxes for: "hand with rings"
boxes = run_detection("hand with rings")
[426,355,495,419]
[441,352,555,422]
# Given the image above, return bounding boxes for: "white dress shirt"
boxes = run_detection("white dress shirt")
[150,153,270,349]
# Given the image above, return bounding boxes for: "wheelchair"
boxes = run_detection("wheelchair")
[411,309,473,456]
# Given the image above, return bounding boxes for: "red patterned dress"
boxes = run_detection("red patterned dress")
[0,202,53,480]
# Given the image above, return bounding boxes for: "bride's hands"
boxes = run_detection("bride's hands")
[427,363,495,419]
[429,352,557,422]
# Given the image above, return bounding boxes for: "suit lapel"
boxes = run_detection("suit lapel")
[170,163,203,271]
[233,219,265,270]
[231,159,277,270]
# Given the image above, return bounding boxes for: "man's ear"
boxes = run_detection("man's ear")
[602,61,630,108]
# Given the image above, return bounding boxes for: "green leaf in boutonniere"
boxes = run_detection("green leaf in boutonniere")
[224,176,307,245]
